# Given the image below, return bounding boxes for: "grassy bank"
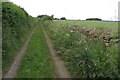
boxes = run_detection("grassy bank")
[15,23,55,78]
[42,20,119,78]
[2,2,35,75]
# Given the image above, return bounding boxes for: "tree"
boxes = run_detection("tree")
[51,15,54,20]
[60,17,66,20]
[37,15,45,18]
[86,18,102,21]
[54,18,59,20]
[37,15,54,21]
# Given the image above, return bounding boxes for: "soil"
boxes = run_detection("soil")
[4,28,35,78]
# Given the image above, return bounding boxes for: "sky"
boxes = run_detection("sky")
[9,0,120,21]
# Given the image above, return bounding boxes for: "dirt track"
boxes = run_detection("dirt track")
[4,28,35,78]
[41,25,71,78]
[4,25,71,78]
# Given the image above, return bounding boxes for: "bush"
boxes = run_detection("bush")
[60,17,66,20]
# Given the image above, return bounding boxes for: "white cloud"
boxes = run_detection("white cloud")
[10,0,119,20]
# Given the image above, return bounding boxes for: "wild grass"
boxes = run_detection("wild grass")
[15,23,55,78]
[42,20,119,78]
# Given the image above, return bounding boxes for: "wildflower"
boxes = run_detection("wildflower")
[105,43,109,46]
[66,34,69,36]
[86,48,87,50]
[71,30,74,33]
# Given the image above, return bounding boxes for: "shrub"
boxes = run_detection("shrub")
[60,17,66,20]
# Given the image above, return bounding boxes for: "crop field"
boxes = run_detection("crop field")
[42,20,119,78]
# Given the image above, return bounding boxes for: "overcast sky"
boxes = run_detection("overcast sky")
[9,0,119,20]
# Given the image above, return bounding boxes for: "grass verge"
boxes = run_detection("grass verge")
[42,20,119,78]
[15,23,55,78]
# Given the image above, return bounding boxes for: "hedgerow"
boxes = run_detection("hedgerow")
[2,2,35,74]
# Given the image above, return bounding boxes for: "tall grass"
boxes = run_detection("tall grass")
[42,20,119,78]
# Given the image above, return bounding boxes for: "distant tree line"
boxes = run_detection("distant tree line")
[86,18,102,21]
[37,15,54,21]
[37,15,67,21]
[60,17,66,20]
[54,17,66,20]
[37,15,103,21]
[37,14,103,21]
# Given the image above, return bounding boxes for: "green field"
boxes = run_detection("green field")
[53,20,118,36]
[15,23,55,78]
[42,20,119,78]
